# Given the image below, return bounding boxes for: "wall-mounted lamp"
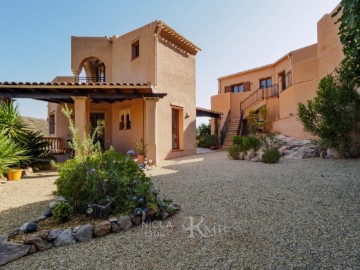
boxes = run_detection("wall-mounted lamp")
[185,112,190,119]
[289,113,294,116]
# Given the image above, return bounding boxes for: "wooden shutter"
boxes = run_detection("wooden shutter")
[224,86,232,93]
[244,81,251,92]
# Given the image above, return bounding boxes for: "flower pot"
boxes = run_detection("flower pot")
[137,154,145,162]
[7,169,23,181]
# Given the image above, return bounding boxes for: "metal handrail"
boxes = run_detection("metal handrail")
[78,77,105,83]
[220,110,231,145]
[237,110,244,135]
[240,84,279,112]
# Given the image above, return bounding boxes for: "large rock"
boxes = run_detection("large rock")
[130,214,142,226]
[20,221,37,234]
[0,242,32,266]
[118,216,133,230]
[53,229,76,247]
[93,221,111,236]
[47,229,63,241]
[111,222,122,233]
[276,135,320,160]
[75,224,94,242]
[24,234,52,251]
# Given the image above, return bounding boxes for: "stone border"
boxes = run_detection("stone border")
[0,201,181,266]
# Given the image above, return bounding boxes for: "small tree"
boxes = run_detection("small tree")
[298,67,360,157]
[247,109,258,134]
[333,0,360,85]
[258,106,269,133]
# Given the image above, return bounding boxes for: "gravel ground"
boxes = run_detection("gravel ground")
[1,152,360,269]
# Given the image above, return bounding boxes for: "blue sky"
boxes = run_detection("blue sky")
[0,0,340,124]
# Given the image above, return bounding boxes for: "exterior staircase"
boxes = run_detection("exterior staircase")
[220,84,280,150]
[222,118,240,149]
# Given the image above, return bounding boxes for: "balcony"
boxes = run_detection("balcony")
[78,76,105,83]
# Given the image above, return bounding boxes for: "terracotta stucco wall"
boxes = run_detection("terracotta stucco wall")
[71,37,113,81]
[111,23,156,84]
[317,10,343,80]
[156,37,197,161]
[111,99,145,153]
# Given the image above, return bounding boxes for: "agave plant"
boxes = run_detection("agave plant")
[0,101,28,143]
[0,130,29,178]
[0,100,52,167]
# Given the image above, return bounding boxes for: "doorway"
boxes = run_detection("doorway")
[90,113,105,149]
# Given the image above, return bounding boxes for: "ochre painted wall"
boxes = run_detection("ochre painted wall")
[156,36,197,161]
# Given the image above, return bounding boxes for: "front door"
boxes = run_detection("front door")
[90,113,105,149]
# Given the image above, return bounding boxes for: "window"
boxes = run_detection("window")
[119,109,131,130]
[131,40,140,59]
[48,114,55,135]
[172,109,179,149]
[260,77,272,89]
[232,84,244,93]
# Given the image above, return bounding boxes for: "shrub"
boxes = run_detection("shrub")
[262,148,281,164]
[198,134,217,148]
[232,135,244,146]
[53,201,74,223]
[298,68,360,157]
[242,136,261,151]
[228,144,243,160]
[55,106,162,214]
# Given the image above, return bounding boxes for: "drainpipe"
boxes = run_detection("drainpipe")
[154,22,163,87]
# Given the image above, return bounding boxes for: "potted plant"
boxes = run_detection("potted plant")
[135,139,147,162]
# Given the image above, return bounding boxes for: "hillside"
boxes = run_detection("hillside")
[21,116,49,136]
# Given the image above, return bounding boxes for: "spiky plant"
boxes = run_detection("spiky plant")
[0,130,29,178]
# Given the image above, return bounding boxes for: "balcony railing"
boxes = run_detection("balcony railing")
[42,137,64,154]
[240,84,279,112]
[78,77,105,83]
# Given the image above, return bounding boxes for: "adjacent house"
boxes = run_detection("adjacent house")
[212,6,343,148]
[0,21,201,164]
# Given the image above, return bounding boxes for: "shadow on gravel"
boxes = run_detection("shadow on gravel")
[0,199,53,235]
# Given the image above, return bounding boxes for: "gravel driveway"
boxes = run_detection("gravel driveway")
[1,152,360,269]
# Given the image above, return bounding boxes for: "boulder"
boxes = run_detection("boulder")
[93,221,111,236]
[167,204,177,215]
[24,235,52,251]
[43,208,53,218]
[162,211,169,220]
[251,156,261,162]
[38,230,50,240]
[47,229,63,241]
[118,216,133,230]
[170,202,181,211]
[111,222,122,233]
[53,229,76,247]
[75,224,94,242]
[130,215,142,226]
[33,215,47,223]
[73,226,81,234]
[20,222,37,234]
[49,201,57,209]
[28,245,37,254]
[0,242,32,266]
